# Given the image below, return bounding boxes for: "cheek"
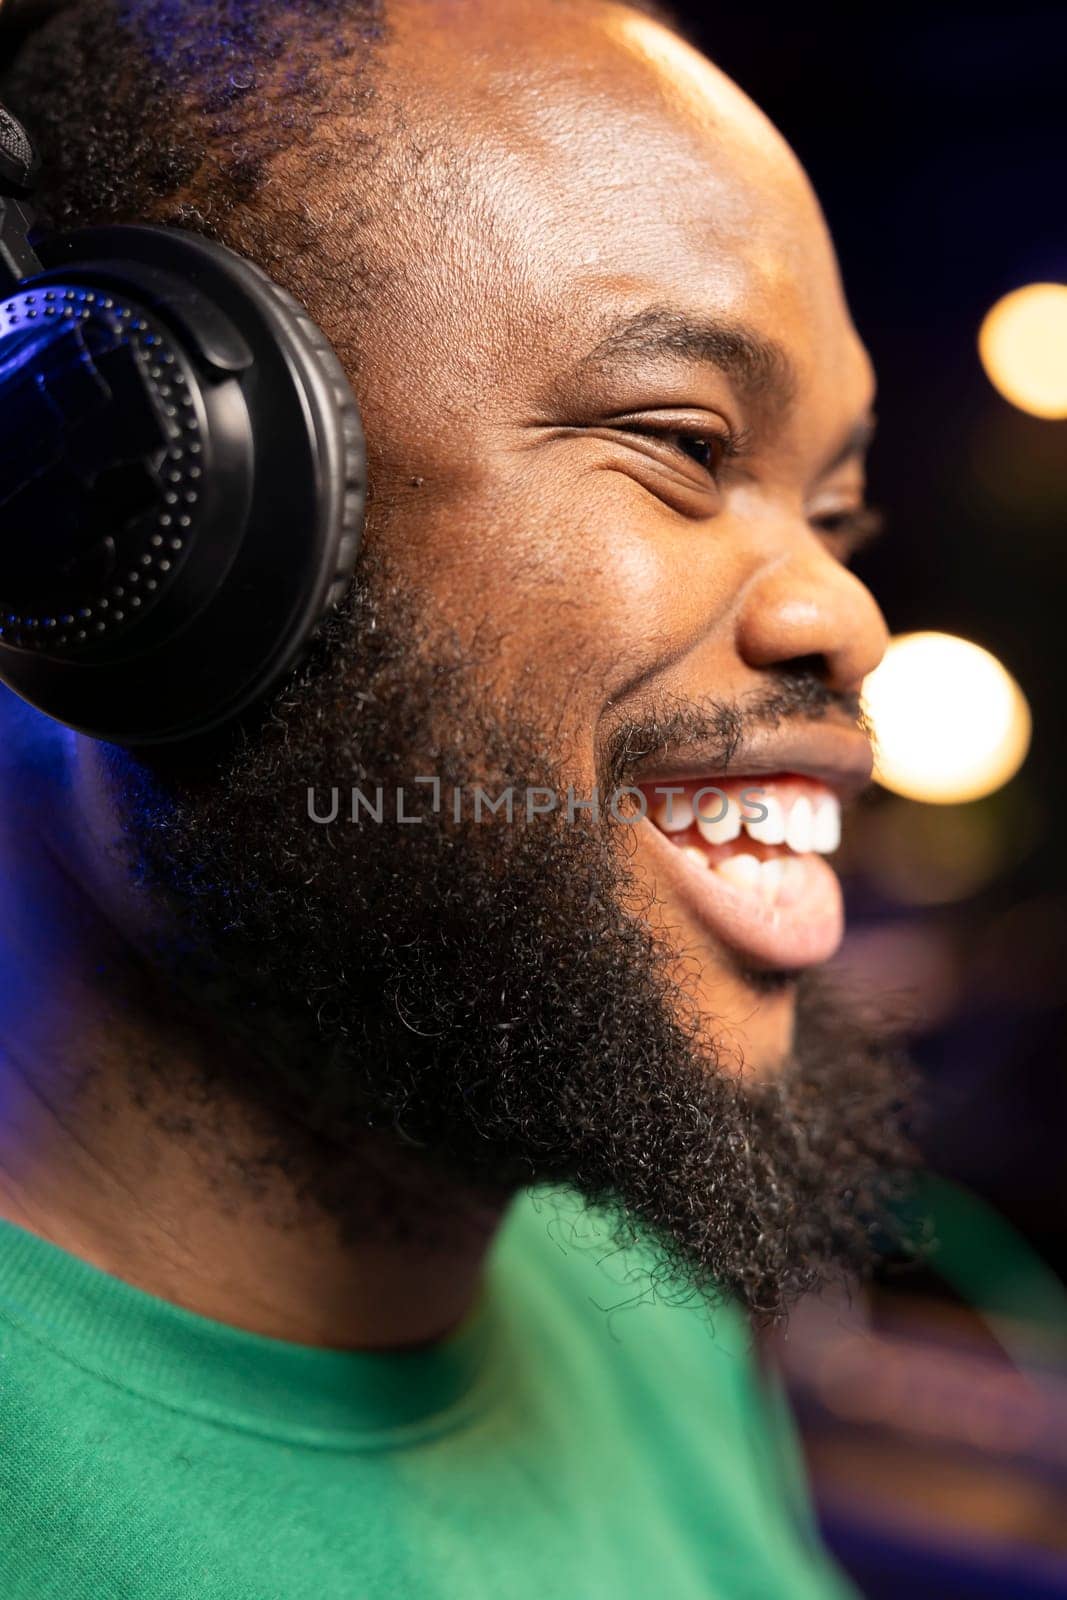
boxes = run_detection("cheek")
[364,443,742,737]
[512,494,745,713]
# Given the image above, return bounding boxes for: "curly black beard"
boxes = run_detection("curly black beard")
[100,558,917,1323]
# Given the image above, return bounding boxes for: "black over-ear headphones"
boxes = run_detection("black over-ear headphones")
[0,80,366,745]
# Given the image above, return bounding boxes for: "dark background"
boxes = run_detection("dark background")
[667,8,1067,1592]
[674,0,1067,1274]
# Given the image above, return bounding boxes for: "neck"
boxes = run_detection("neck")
[0,709,502,1349]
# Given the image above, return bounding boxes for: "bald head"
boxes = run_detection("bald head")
[339,0,858,402]
[3,1,854,373]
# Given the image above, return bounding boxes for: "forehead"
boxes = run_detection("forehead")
[358,0,871,407]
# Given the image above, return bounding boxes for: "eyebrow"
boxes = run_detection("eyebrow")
[571,305,798,414]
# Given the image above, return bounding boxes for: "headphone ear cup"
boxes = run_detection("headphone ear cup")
[0,223,367,744]
[238,265,366,623]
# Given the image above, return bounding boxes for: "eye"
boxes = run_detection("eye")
[611,418,746,483]
[809,505,886,559]
[668,432,727,475]
[559,410,751,517]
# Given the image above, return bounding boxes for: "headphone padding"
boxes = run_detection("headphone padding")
[237,263,366,626]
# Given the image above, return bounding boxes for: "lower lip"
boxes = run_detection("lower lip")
[633,817,845,971]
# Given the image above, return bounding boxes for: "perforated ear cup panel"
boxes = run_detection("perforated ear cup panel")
[0,283,208,652]
[0,223,369,742]
[0,102,38,191]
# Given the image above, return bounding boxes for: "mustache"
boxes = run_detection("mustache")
[601,667,868,790]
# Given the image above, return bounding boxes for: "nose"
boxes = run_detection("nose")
[734,537,890,695]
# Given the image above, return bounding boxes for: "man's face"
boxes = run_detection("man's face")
[98,0,911,1317]
[345,0,888,1071]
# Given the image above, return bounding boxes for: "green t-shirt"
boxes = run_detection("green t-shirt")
[0,1186,856,1598]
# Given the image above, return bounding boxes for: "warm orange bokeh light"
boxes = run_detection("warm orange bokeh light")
[979,283,1067,419]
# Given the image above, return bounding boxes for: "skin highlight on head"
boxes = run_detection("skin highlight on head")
[0,0,913,1350]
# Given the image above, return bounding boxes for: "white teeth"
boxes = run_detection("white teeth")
[681,845,710,871]
[785,794,815,854]
[742,793,786,846]
[695,797,741,846]
[652,793,695,833]
[714,852,761,890]
[812,794,841,855]
[653,781,842,860]
[759,858,785,901]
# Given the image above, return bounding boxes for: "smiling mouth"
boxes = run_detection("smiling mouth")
[633,773,846,972]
